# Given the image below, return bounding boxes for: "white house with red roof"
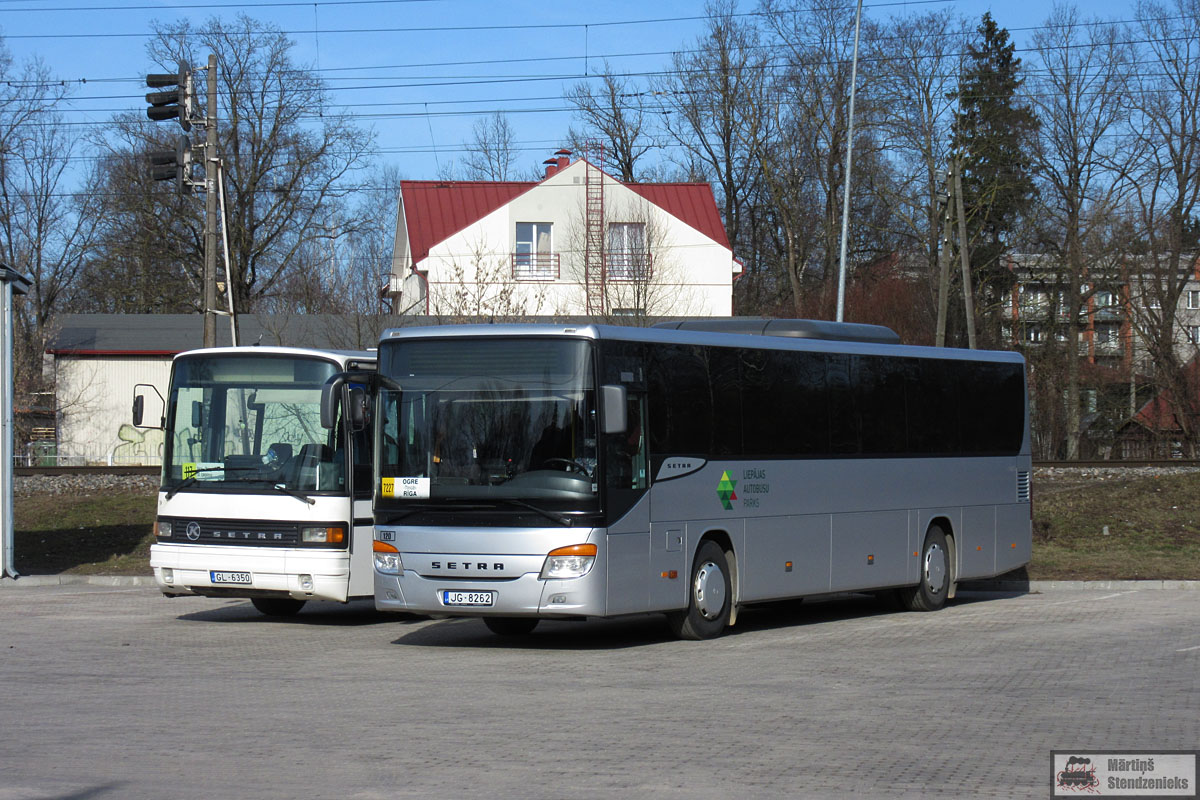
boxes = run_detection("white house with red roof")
[387,153,740,318]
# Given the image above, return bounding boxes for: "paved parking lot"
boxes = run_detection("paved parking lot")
[0,585,1196,799]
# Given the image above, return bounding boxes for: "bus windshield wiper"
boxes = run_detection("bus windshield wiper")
[495,498,572,527]
[268,483,316,505]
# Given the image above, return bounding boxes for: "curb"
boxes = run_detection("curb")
[959,579,1200,592]
[0,575,157,588]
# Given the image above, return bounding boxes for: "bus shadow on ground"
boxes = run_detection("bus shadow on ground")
[175,598,416,627]
[388,591,1012,650]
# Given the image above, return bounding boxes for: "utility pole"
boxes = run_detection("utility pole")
[933,160,977,348]
[203,54,219,348]
[954,155,976,349]
[935,169,952,347]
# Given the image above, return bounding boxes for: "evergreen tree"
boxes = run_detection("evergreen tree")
[950,13,1039,313]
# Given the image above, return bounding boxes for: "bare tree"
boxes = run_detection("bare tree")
[566,64,656,182]
[655,0,765,257]
[463,112,519,181]
[875,9,966,279]
[1123,0,1200,454]
[759,0,892,316]
[84,15,374,315]
[1028,4,1133,459]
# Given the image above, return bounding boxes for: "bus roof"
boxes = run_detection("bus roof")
[171,345,376,368]
[378,322,1025,364]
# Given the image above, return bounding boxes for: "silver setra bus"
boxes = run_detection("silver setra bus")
[360,320,1031,639]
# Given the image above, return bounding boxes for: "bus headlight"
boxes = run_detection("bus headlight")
[155,521,172,538]
[301,526,345,545]
[539,544,597,580]
[373,540,403,574]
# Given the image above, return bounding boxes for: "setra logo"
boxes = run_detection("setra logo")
[716,471,738,511]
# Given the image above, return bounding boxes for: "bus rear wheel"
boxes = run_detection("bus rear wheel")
[251,597,306,617]
[483,617,539,636]
[900,526,951,612]
[667,540,732,640]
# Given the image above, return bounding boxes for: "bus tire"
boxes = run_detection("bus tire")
[483,617,539,636]
[251,597,306,617]
[667,540,732,640]
[900,526,951,612]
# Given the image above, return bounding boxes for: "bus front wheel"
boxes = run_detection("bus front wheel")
[251,597,306,617]
[667,540,732,640]
[900,527,951,612]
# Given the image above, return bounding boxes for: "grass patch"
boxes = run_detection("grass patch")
[9,471,1200,580]
[14,491,156,575]
[1028,471,1200,580]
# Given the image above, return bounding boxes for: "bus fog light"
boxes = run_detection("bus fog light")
[162,568,174,584]
[549,594,566,604]
[373,541,403,575]
[299,574,314,591]
[539,544,597,580]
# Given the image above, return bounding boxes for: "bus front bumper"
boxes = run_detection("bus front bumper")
[150,543,351,602]
[374,568,606,618]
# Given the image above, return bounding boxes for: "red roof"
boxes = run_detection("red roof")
[1131,357,1200,432]
[399,161,730,263]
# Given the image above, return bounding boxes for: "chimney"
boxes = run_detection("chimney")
[555,148,571,171]
[543,158,558,179]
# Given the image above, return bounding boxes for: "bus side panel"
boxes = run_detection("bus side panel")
[607,493,652,616]
[607,531,649,616]
[957,505,997,580]
[830,511,909,592]
[995,503,1032,574]
[348,498,374,597]
[647,523,686,612]
[741,514,831,602]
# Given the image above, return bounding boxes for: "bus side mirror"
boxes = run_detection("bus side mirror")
[191,400,203,429]
[133,384,164,430]
[320,375,346,429]
[601,384,627,435]
[347,386,368,432]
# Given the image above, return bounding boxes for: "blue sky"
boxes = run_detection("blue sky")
[0,0,1141,180]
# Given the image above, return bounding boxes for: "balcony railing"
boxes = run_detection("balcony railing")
[511,252,559,281]
[607,252,653,282]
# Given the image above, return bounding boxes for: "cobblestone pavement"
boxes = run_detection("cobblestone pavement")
[0,586,1196,799]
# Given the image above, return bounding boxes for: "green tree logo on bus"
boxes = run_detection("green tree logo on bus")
[716,471,738,511]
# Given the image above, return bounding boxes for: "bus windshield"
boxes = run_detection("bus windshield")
[162,354,348,494]
[377,338,598,507]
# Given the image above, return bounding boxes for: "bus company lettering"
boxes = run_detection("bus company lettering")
[741,468,770,508]
[431,561,505,571]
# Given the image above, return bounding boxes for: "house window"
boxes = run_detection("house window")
[1094,290,1116,309]
[1095,323,1120,352]
[607,223,650,281]
[1188,326,1200,345]
[1189,290,1200,310]
[1027,325,1045,343]
[514,222,555,279]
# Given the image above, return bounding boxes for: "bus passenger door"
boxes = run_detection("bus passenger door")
[604,391,652,616]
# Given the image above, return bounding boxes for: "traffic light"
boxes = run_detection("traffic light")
[145,63,193,131]
[147,134,194,193]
